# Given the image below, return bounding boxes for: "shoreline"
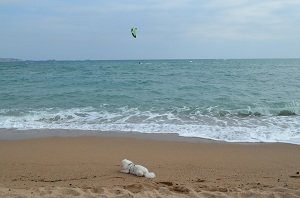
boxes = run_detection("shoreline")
[1,128,299,145]
[0,128,217,143]
[0,129,300,197]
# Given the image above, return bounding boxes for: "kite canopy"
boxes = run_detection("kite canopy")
[131,27,137,38]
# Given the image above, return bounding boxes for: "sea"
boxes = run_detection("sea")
[0,59,300,144]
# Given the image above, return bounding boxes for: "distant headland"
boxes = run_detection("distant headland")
[0,58,22,62]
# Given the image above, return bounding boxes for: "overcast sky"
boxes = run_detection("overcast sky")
[1,0,300,60]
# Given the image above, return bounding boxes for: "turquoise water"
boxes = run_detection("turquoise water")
[0,59,300,143]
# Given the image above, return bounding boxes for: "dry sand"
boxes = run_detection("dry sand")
[0,131,300,197]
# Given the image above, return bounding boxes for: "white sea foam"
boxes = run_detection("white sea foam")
[0,107,300,144]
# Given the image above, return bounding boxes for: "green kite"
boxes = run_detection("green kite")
[131,27,137,38]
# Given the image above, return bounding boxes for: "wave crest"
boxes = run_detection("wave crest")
[0,105,300,144]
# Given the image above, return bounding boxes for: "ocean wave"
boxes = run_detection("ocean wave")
[0,106,300,144]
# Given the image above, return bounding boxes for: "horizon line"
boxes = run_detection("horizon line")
[1,57,300,62]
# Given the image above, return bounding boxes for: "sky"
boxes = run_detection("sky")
[1,0,300,60]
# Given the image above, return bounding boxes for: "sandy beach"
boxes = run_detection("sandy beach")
[0,130,300,197]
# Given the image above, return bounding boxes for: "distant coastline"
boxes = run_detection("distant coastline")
[0,58,22,62]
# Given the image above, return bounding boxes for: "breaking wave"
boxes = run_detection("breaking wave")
[1,105,299,144]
